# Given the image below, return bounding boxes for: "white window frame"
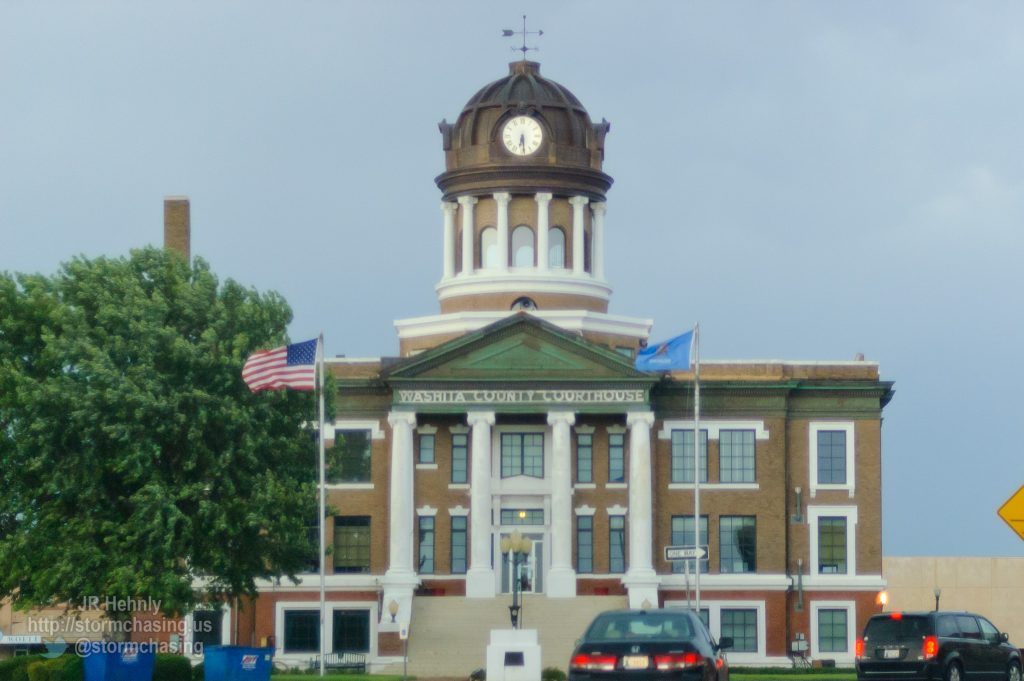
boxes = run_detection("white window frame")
[274,600,378,662]
[493,425,549,491]
[325,419,384,490]
[664,599,766,664]
[659,419,768,490]
[415,425,438,470]
[809,422,855,498]
[807,505,858,579]
[811,600,856,663]
[182,606,230,656]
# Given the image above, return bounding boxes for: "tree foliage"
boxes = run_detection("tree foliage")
[0,247,318,615]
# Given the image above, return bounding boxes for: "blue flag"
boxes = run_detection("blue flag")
[635,330,694,371]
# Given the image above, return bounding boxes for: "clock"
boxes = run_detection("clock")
[502,116,543,156]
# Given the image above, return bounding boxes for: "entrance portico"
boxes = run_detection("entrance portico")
[380,315,659,606]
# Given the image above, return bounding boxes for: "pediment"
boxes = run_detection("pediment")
[385,314,649,383]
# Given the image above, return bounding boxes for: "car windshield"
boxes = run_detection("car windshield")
[864,616,930,641]
[587,612,695,642]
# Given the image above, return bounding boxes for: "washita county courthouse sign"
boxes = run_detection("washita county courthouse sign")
[395,389,647,406]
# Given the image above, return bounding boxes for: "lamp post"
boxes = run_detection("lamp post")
[934,587,942,611]
[500,530,532,629]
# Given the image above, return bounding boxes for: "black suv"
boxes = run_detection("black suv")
[856,611,1020,681]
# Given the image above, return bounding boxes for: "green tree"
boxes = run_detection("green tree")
[0,247,318,616]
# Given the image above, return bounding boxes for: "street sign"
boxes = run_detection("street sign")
[998,484,1024,541]
[664,545,708,561]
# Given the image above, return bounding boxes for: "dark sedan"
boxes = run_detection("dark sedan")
[569,608,732,681]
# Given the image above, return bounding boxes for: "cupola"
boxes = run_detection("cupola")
[394,61,651,356]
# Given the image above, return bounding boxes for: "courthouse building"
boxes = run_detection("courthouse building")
[176,60,893,672]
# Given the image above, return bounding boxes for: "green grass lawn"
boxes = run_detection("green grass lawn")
[270,673,855,681]
[732,675,855,681]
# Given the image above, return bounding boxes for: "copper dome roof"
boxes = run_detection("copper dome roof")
[453,61,592,150]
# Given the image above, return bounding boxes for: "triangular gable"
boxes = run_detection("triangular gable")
[385,314,650,383]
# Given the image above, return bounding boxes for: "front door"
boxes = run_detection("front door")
[500,532,544,594]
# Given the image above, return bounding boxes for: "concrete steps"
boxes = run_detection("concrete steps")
[384,594,626,677]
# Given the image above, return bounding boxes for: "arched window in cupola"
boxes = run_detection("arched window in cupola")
[512,225,535,267]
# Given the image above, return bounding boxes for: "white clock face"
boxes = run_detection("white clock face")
[502,116,543,156]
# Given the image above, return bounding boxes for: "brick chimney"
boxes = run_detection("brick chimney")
[163,196,191,259]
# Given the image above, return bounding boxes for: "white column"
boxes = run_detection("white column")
[547,410,577,597]
[494,192,511,272]
[623,411,660,608]
[383,411,419,629]
[569,195,589,275]
[441,201,457,280]
[465,410,496,597]
[591,202,606,280]
[535,192,552,273]
[458,195,477,276]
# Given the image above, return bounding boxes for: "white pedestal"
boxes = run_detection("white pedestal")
[465,567,496,598]
[486,629,541,681]
[622,569,661,609]
[546,567,577,598]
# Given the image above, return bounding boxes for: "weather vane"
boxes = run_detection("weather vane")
[502,15,543,60]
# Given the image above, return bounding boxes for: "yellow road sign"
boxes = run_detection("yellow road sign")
[997,485,1024,541]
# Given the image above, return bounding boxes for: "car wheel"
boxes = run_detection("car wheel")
[946,661,963,681]
[1008,661,1021,681]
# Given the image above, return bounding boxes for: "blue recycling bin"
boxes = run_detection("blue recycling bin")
[203,646,273,681]
[82,643,156,681]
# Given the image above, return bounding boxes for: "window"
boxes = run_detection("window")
[818,609,848,653]
[608,433,625,483]
[501,433,544,478]
[671,515,708,573]
[609,516,626,573]
[671,430,708,483]
[327,430,371,483]
[418,517,434,574]
[480,226,498,268]
[500,509,544,525]
[577,516,593,573]
[332,610,370,653]
[817,430,846,484]
[333,516,371,574]
[450,516,467,574]
[451,433,468,484]
[576,433,593,483]
[192,609,223,648]
[978,617,1001,643]
[511,225,534,267]
[809,422,855,496]
[283,610,319,653]
[549,226,566,268]
[719,429,755,483]
[721,609,757,653]
[818,517,847,574]
[719,516,756,573]
[956,616,981,639]
[418,433,435,464]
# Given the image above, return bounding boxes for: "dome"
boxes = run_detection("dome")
[455,61,593,151]
[436,61,612,198]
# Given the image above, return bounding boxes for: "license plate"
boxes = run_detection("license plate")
[884,649,901,659]
[622,655,649,670]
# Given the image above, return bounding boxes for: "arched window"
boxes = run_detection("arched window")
[480,227,498,269]
[511,225,534,267]
[548,226,566,269]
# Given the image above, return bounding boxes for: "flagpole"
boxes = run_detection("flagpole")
[693,323,701,612]
[316,334,326,678]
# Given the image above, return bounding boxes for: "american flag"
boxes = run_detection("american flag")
[242,337,319,392]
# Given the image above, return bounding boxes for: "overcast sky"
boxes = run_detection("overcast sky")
[3,2,1022,558]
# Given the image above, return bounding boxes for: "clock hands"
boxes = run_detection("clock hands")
[519,133,525,152]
